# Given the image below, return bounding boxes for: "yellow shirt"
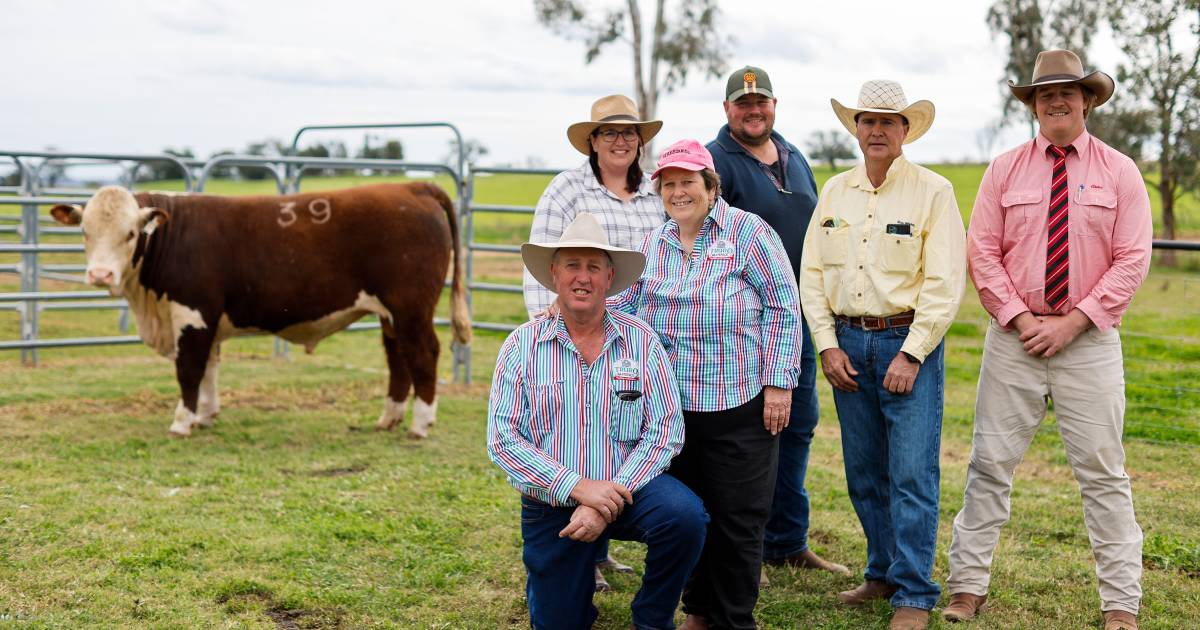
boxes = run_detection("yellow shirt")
[799,155,966,361]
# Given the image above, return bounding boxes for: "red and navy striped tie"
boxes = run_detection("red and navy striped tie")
[1045,144,1073,312]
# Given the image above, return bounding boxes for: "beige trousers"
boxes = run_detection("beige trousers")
[947,320,1142,615]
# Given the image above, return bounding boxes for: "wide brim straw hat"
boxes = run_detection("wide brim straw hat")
[1008,49,1115,106]
[566,94,663,155]
[831,79,935,145]
[521,213,646,297]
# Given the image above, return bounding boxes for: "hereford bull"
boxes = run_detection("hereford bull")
[49,183,470,438]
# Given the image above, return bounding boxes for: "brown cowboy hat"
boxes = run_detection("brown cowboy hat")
[566,94,663,155]
[1008,49,1115,106]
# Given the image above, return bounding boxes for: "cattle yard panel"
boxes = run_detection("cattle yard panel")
[1,151,192,364]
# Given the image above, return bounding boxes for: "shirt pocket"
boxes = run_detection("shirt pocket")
[530,381,564,436]
[879,233,923,273]
[1001,189,1044,234]
[609,396,644,443]
[1075,189,1118,238]
[819,225,850,266]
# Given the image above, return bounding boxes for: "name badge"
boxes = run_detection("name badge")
[612,357,641,381]
[707,238,735,260]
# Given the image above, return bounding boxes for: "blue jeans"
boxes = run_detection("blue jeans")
[763,318,820,560]
[831,322,943,611]
[521,474,708,630]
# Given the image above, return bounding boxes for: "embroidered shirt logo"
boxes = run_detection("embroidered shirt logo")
[707,239,735,260]
[612,357,641,381]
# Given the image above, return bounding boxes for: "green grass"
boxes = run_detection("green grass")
[1,169,1199,628]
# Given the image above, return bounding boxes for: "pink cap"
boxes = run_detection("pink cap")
[651,139,715,180]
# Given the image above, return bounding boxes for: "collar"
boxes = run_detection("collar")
[847,154,910,192]
[1034,129,1091,156]
[660,197,731,245]
[713,124,789,158]
[579,160,655,200]
[535,309,625,352]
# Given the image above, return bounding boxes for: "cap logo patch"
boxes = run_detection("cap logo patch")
[743,71,757,94]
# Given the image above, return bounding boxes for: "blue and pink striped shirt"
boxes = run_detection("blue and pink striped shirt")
[610,198,801,412]
[487,309,684,506]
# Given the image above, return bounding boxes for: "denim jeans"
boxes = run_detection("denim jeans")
[521,474,708,630]
[831,322,944,611]
[763,318,821,560]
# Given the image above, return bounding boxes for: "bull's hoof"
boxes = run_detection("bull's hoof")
[406,429,428,440]
[375,417,400,431]
[193,414,217,429]
[168,422,193,437]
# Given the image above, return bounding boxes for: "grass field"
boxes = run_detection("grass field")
[1,165,1198,628]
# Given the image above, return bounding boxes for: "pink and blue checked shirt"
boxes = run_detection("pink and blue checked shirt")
[487,309,684,507]
[610,198,802,412]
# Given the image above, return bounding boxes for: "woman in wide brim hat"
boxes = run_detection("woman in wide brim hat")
[523,93,665,590]
[831,79,936,144]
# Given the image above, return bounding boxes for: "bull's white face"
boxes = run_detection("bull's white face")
[50,186,160,293]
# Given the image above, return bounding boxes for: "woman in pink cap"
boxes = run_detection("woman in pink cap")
[610,139,803,630]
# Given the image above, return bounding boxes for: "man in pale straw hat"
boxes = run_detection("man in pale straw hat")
[944,49,1151,630]
[707,65,849,585]
[525,93,666,590]
[490,212,707,629]
[799,80,965,630]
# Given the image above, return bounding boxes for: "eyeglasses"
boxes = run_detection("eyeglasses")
[595,129,640,143]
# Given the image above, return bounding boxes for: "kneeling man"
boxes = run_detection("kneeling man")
[488,213,707,630]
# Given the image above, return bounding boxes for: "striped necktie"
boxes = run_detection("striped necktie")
[1045,144,1074,312]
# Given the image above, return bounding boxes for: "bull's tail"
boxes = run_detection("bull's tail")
[419,182,472,345]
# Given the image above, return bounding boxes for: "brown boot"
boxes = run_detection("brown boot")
[1103,610,1138,630]
[890,607,929,630]
[942,592,988,622]
[759,565,770,588]
[678,613,709,630]
[837,579,897,605]
[765,548,853,576]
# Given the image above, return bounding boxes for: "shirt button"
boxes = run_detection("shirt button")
[867,214,873,218]
[858,265,863,269]
[862,238,867,243]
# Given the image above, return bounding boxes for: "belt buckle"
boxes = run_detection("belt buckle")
[863,316,884,331]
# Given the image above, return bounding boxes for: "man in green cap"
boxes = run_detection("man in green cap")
[707,65,848,590]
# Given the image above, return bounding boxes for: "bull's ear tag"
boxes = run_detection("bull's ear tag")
[139,208,168,235]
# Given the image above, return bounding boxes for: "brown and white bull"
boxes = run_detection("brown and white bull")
[49,183,470,437]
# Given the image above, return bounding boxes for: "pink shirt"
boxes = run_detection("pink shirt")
[968,130,1152,331]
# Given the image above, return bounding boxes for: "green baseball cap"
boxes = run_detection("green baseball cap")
[726,65,774,101]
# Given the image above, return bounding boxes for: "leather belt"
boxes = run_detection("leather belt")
[835,311,915,331]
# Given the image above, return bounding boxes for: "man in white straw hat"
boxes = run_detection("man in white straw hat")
[799,80,965,630]
[525,93,667,590]
[945,49,1151,630]
[489,212,707,630]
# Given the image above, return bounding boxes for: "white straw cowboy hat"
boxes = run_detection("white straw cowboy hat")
[831,80,935,144]
[1008,49,1115,106]
[566,94,663,155]
[521,213,646,297]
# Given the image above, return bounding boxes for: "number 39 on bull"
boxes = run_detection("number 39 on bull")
[48,183,471,438]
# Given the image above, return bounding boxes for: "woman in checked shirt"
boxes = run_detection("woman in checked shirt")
[610,139,802,630]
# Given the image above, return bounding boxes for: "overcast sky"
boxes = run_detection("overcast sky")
[1,0,1126,173]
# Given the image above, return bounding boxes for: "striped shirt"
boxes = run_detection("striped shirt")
[523,160,665,317]
[610,198,802,412]
[487,309,684,506]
